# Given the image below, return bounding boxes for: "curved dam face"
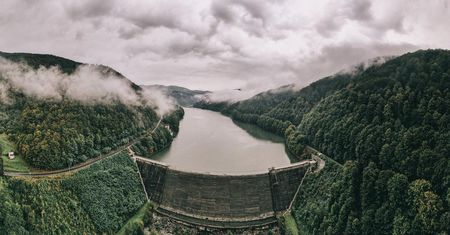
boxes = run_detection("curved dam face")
[135,157,315,228]
[162,170,273,218]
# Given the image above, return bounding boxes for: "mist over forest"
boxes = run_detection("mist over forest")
[1,1,449,234]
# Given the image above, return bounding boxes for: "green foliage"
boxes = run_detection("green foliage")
[0,137,2,175]
[293,156,343,235]
[0,52,161,170]
[387,173,409,210]
[285,125,306,157]
[0,177,96,235]
[162,107,184,135]
[117,202,153,235]
[0,178,28,235]
[196,74,354,127]
[0,51,81,74]
[194,101,230,113]
[202,49,450,234]
[131,127,172,157]
[132,107,184,157]
[0,152,147,234]
[8,178,96,234]
[0,52,180,234]
[63,152,147,233]
[196,74,354,136]
[0,134,30,172]
[280,212,299,235]
[295,50,450,234]
[7,100,158,169]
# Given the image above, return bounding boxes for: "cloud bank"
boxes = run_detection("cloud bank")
[0,0,449,96]
[0,58,174,116]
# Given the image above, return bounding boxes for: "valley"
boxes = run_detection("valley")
[0,49,449,235]
[2,2,450,234]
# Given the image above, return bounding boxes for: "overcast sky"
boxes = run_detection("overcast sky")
[1,0,449,93]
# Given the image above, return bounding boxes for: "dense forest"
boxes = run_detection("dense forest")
[8,100,158,169]
[1,49,449,234]
[196,73,356,134]
[0,152,147,234]
[132,107,184,157]
[0,52,184,234]
[197,49,450,234]
[0,52,167,169]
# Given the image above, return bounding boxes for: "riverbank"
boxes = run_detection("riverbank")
[150,108,291,174]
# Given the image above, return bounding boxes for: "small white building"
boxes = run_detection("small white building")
[8,152,14,160]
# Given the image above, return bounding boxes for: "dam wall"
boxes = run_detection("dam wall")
[161,169,274,219]
[135,157,316,228]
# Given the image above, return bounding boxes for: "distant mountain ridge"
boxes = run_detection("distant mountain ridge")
[0,51,82,74]
[144,84,209,107]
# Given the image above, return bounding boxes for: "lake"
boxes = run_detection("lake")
[152,108,292,174]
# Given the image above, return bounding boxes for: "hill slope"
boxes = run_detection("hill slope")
[197,49,450,234]
[0,152,146,234]
[0,52,171,170]
[0,51,81,74]
[0,52,185,234]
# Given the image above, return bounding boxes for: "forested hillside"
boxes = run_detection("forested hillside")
[0,51,81,74]
[132,107,184,157]
[196,72,355,136]
[9,100,158,169]
[197,49,450,234]
[0,52,168,169]
[0,52,184,234]
[0,153,146,234]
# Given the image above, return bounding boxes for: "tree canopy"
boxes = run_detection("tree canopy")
[198,49,450,234]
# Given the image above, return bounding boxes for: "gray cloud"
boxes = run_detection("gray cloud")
[232,0,270,25]
[64,1,114,19]
[211,1,235,23]
[126,11,178,31]
[0,58,175,115]
[315,0,373,37]
[0,0,448,100]
[349,0,372,21]
[287,42,419,85]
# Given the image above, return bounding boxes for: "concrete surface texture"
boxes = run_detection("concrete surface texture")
[135,157,316,228]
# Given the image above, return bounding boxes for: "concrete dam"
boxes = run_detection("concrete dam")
[135,157,318,228]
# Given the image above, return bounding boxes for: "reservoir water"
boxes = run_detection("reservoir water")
[152,108,292,174]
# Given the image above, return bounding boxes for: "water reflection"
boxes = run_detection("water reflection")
[152,108,292,174]
[232,120,284,144]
